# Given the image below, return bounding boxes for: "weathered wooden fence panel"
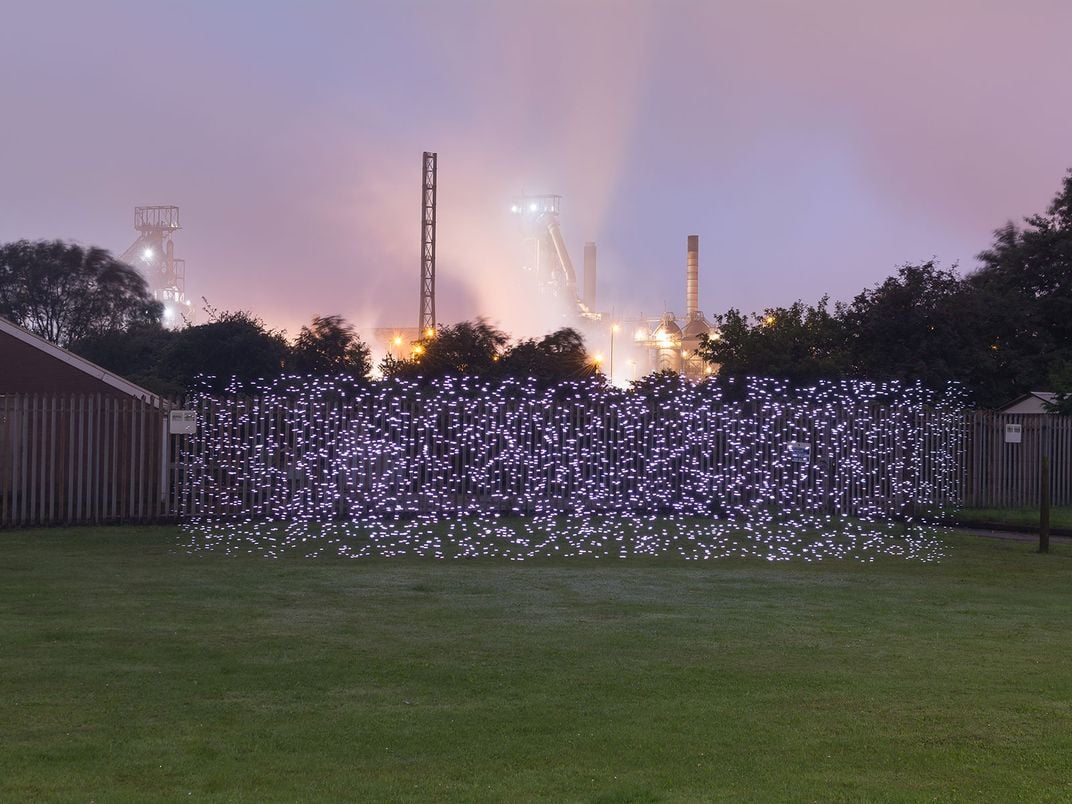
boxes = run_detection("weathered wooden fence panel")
[963,413,1072,508]
[0,394,170,527]
[4,390,1068,528]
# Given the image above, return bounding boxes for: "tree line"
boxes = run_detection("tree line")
[2,170,1070,409]
[697,170,1072,411]
[0,239,594,395]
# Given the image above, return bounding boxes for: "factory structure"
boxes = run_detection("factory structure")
[119,205,192,328]
[629,234,717,380]
[115,155,718,383]
[376,152,720,382]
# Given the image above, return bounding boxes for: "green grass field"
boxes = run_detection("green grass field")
[951,506,1072,530]
[2,526,1071,801]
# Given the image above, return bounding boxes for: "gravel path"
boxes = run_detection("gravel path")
[946,526,1070,543]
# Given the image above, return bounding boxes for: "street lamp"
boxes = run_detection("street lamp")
[610,323,620,380]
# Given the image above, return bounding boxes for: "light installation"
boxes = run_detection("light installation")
[178,374,964,562]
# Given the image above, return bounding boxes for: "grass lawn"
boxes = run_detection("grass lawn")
[951,506,1072,530]
[2,526,1071,801]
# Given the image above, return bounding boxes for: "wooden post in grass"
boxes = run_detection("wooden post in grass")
[1039,454,1051,554]
[1039,416,1051,554]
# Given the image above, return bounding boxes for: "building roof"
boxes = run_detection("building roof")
[997,391,1057,412]
[654,312,682,339]
[0,315,162,403]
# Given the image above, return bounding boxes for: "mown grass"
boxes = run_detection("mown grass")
[1,525,1071,802]
[951,505,1072,530]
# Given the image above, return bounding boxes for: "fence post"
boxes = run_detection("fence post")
[1039,415,1051,554]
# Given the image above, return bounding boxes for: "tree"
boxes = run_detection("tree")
[971,169,1072,405]
[498,327,595,385]
[380,319,509,380]
[0,239,162,346]
[696,297,850,385]
[841,262,989,396]
[291,315,371,379]
[1043,362,1072,415]
[70,325,181,396]
[161,308,289,392]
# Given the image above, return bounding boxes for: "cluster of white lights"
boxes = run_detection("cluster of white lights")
[181,512,946,563]
[179,374,964,562]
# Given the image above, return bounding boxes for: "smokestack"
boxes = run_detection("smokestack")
[583,241,597,309]
[686,235,699,320]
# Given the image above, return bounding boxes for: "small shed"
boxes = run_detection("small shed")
[1,315,169,526]
[998,392,1057,415]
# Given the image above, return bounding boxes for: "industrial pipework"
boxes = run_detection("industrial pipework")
[686,234,699,321]
[583,242,597,310]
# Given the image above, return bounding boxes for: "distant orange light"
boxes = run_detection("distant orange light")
[424,328,435,338]
[393,335,403,346]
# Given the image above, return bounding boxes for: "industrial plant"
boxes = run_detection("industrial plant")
[371,152,719,383]
[630,234,717,380]
[125,153,719,380]
[119,205,192,327]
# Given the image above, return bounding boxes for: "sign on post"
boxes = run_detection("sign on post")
[787,441,811,463]
[169,409,197,435]
[1004,423,1022,444]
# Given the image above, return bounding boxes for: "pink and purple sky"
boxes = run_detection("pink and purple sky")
[2,0,1070,339]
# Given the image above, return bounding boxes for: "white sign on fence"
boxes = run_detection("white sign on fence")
[1004,423,1022,444]
[787,441,811,463]
[169,410,198,435]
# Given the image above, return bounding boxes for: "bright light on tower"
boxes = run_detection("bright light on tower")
[528,202,538,212]
[142,248,153,261]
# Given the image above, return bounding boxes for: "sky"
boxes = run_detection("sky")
[2,0,1071,343]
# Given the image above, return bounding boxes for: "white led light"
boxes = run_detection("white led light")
[178,375,964,563]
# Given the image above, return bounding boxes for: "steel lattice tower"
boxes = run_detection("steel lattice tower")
[118,205,191,327]
[419,152,437,334]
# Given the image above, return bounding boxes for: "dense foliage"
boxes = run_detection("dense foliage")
[0,240,161,346]
[380,320,597,386]
[696,169,1072,408]
[291,315,371,378]
[6,170,1072,407]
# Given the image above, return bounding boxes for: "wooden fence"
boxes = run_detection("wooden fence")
[1,391,1068,528]
[963,412,1072,508]
[175,385,966,523]
[0,394,170,527]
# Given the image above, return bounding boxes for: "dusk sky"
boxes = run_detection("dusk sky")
[3,0,1071,341]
